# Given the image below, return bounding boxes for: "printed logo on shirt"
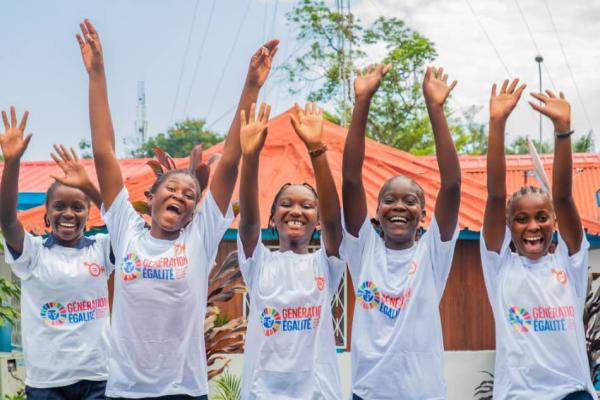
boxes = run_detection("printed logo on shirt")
[121,249,189,282]
[260,305,322,336]
[357,280,411,320]
[40,297,108,326]
[408,261,418,276]
[550,268,568,285]
[121,252,142,281]
[315,276,325,291]
[84,262,106,277]
[507,305,576,333]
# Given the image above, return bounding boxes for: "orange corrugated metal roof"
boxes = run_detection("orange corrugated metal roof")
[14,109,600,236]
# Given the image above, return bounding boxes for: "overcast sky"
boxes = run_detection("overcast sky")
[0,0,598,160]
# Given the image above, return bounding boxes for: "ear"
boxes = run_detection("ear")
[144,190,153,202]
[44,214,50,228]
[420,209,426,223]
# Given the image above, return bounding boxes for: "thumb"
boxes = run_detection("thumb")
[50,174,66,184]
[23,133,33,150]
[289,114,302,136]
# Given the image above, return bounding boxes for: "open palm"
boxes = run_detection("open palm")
[490,79,527,120]
[50,145,91,189]
[76,19,104,76]
[529,90,570,128]
[354,64,391,98]
[0,107,32,162]
[240,102,271,156]
[246,39,279,87]
[290,103,323,150]
[422,66,457,106]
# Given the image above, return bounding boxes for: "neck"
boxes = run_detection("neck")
[150,224,181,241]
[384,235,415,250]
[53,232,85,247]
[278,238,310,254]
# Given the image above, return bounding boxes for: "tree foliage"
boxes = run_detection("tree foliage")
[282,0,486,154]
[131,119,221,158]
[505,130,595,155]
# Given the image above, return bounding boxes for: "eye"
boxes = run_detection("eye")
[166,186,176,192]
[383,197,395,204]
[537,214,549,222]
[185,193,195,201]
[53,203,65,211]
[404,196,418,206]
[302,203,314,209]
[514,215,527,224]
[73,204,85,212]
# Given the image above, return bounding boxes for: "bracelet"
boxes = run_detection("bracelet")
[555,130,574,139]
[309,143,328,158]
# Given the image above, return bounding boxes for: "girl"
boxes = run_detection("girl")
[0,107,113,400]
[481,79,596,399]
[237,102,344,399]
[76,19,278,399]
[341,65,461,399]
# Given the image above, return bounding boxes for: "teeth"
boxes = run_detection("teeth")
[389,216,407,223]
[59,222,75,228]
[524,236,542,242]
[287,220,303,227]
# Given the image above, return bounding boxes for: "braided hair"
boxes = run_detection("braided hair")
[148,169,201,202]
[268,183,319,235]
[505,185,553,221]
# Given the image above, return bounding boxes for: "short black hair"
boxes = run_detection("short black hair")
[45,181,91,207]
[269,183,319,225]
[377,176,425,208]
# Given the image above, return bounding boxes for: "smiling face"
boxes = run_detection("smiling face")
[148,172,199,240]
[376,176,425,250]
[45,184,90,246]
[508,193,555,260]
[270,185,319,251]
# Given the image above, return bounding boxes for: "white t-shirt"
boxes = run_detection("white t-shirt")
[237,234,345,400]
[4,232,114,388]
[341,216,458,400]
[480,228,597,400]
[101,187,233,398]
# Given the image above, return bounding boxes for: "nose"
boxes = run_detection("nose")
[526,219,541,232]
[392,201,407,211]
[289,204,302,216]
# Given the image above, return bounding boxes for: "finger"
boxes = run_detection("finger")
[249,102,257,122]
[500,79,509,94]
[437,67,444,79]
[240,110,247,127]
[289,114,300,133]
[508,78,519,93]
[305,102,310,115]
[269,46,279,60]
[258,102,266,121]
[60,144,72,161]
[262,38,280,51]
[515,84,527,99]
[449,80,458,92]
[22,133,33,150]
[491,83,497,97]
[528,101,544,113]
[18,111,29,132]
[85,19,98,36]
[79,22,89,38]
[367,64,373,75]
[383,64,392,75]
[559,91,565,99]
[264,104,271,122]
[529,92,546,103]
[311,102,316,115]
[70,147,79,161]
[76,34,85,48]
[52,144,65,161]
[1,111,9,130]
[87,35,99,52]
[442,74,448,84]
[50,175,65,184]
[376,64,384,76]
[10,106,17,128]
[50,152,64,168]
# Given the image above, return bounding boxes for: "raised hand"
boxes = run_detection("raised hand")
[246,39,279,88]
[76,19,104,76]
[290,102,324,151]
[0,107,32,162]
[240,102,271,157]
[489,79,527,121]
[529,90,571,132]
[50,145,93,189]
[354,64,392,99]
[422,66,457,107]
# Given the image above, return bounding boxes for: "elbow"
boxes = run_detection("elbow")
[441,176,461,195]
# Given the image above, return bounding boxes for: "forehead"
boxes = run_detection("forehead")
[380,177,420,197]
[510,194,553,214]
[278,185,317,202]
[162,174,197,191]
[48,185,88,204]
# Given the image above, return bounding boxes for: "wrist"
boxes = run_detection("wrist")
[243,77,262,91]
[425,101,444,112]
[489,115,508,126]
[355,93,374,103]
[553,120,571,133]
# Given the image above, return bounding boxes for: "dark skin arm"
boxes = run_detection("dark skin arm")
[0,107,32,254]
[50,144,102,209]
[483,79,527,253]
[290,103,342,257]
[342,64,391,236]
[529,90,582,254]
[422,66,461,240]
[210,40,279,215]
[238,102,271,258]
[77,19,123,210]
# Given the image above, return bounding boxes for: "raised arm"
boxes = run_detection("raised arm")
[77,19,123,210]
[529,90,581,254]
[0,107,32,254]
[290,103,341,256]
[342,64,391,236]
[238,103,270,257]
[210,40,279,215]
[483,79,526,252]
[50,144,102,209]
[422,67,460,240]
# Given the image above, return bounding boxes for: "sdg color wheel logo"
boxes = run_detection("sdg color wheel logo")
[121,252,142,281]
[508,306,532,333]
[40,302,67,326]
[357,281,381,310]
[260,307,282,337]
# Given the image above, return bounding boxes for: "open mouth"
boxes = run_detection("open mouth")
[58,221,77,229]
[166,204,182,215]
[388,216,408,224]
[522,235,544,251]
[286,220,305,227]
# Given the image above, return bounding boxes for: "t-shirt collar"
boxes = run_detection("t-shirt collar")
[43,233,96,249]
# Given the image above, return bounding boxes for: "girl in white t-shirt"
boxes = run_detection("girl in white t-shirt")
[237,102,344,399]
[341,65,461,400]
[0,108,113,400]
[481,79,596,400]
[76,19,279,400]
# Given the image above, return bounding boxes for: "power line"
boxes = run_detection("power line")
[542,0,593,132]
[205,0,252,120]
[512,0,557,91]
[464,0,512,77]
[268,0,280,39]
[182,0,217,117]
[168,0,201,126]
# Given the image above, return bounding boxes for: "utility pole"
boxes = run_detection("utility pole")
[135,81,148,145]
[535,55,543,149]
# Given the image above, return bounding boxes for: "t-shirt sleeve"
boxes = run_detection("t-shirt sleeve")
[95,233,116,276]
[194,190,235,262]
[340,214,376,280]
[420,216,459,298]
[555,229,590,303]
[236,231,265,291]
[479,227,512,299]
[101,187,146,263]
[318,246,346,296]
[3,232,43,280]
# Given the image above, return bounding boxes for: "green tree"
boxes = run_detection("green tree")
[131,119,221,158]
[282,0,484,154]
[505,131,595,155]
[573,130,595,153]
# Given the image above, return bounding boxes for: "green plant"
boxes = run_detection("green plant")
[211,371,241,400]
[4,390,25,400]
